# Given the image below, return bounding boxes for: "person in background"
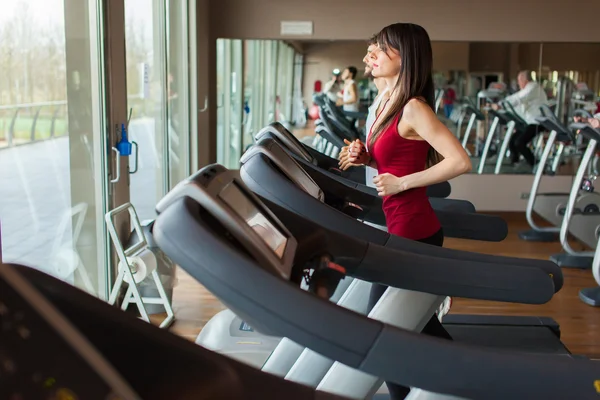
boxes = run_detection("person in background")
[338,37,389,190]
[491,70,548,169]
[322,71,342,103]
[442,80,456,119]
[336,66,360,112]
[574,115,600,129]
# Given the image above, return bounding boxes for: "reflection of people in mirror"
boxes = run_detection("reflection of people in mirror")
[573,115,600,129]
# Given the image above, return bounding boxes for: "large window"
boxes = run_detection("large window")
[125,0,193,221]
[0,0,196,303]
[0,0,109,296]
[217,39,303,167]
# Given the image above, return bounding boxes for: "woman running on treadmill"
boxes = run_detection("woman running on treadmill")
[337,22,471,400]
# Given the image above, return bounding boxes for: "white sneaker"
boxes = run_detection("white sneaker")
[437,297,452,322]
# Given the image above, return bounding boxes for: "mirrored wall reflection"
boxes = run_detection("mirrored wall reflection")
[216,39,304,169]
[296,40,600,176]
[459,42,600,176]
[216,39,600,176]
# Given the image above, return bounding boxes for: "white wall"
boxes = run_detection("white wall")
[449,174,573,211]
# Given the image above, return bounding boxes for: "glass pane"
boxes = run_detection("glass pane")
[216,39,243,169]
[125,0,168,221]
[228,40,243,168]
[166,0,191,187]
[264,41,278,124]
[0,0,108,297]
[247,40,265,143]
[283,45,295,122]
[216,39,226,166]
[276,42,286,122]
[242,40,254,150]
[292,52,306,126]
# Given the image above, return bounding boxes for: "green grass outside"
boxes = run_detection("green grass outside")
[0,117,68,142]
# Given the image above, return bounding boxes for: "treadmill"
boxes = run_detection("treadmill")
[152,167,600,400]
[0,262,346,400]
[256,121,451,198]
[236,142,570,351]
[248,133,499,241]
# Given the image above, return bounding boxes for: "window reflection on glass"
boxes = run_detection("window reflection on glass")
[0,0,107,297]
[219,39,301,164]
[125,0,191,221]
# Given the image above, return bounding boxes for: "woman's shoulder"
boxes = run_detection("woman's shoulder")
[403,97,431,117]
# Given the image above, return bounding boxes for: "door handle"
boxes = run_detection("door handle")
[199,95,208,113]
[110,147,121,183]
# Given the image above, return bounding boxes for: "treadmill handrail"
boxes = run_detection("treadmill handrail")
[254,123,314,164]
[240,154,562,289]
[262,127,451,199]
[153,200,600,400]
[257,196,555,304]
[570,123,600,142]
[288,149,468,213]
[239,157,558,302]
[535,117,573,139]
[249,139,507,241]
[11,264,348,400]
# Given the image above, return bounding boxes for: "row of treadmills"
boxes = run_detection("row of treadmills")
[4,121,600,399]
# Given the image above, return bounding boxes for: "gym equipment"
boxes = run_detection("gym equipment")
[0,263,346,400]
[459,99,486,156]
[0,263,141,400]
[157,164,568,394]
[311,94,359,158]
[579,224,600,307]
[549,123,600,269]
[152,166,600,400]
[242,136,506,241]
[477,108,517,174]
[255,122,452,198]
[518,116,576,242]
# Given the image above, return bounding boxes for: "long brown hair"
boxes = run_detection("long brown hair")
[368,23,442,168]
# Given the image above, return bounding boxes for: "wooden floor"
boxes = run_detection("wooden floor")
[153,212,600,359]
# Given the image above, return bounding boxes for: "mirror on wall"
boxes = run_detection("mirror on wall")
[216,38,600,176]
[297,40,549,175]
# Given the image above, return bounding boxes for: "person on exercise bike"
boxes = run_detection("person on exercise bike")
[491,70,548,169]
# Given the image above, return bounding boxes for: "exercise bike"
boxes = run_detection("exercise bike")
[518,111,590,242]
[549,123,600,269]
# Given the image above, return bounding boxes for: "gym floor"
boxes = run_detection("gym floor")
[153,212,600,359]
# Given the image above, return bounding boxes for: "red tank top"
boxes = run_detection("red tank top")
[370,111,441,240]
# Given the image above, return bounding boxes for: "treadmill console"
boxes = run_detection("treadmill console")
[156,165,297,279]
[0,264,140,400]
[241,138,324,202]
[254,122,314,164]
[219,181,288,260]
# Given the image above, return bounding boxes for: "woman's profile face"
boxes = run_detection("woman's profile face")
[363,44,377,72]
[370,43,401,79]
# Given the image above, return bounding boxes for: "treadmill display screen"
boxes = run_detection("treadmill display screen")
[219,182,287,259]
